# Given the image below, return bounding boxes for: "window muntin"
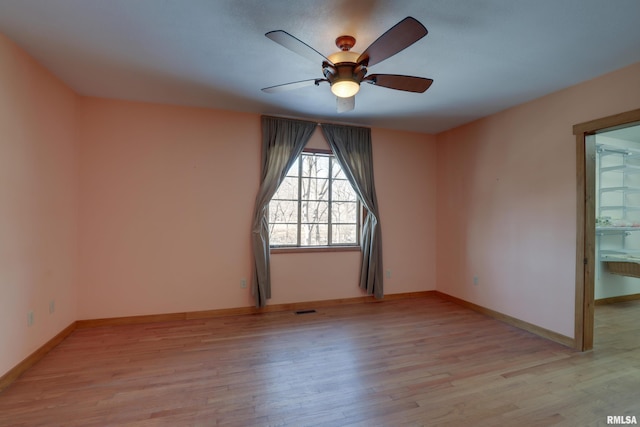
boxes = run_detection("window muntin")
[269,152,360,247]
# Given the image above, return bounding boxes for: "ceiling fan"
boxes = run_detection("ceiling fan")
[261,17,433,113]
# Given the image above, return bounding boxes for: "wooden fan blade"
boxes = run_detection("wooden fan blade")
[363,74,433,93]
[266,30,332,65]
[336,96,355,113]
[357,17,427,67]
[262,79,325,93]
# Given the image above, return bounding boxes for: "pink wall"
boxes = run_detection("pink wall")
[0,34,79,377]
[373,128,438,294]
[78,103,437,317]
[77,99,260,318]
[436,62,640,338]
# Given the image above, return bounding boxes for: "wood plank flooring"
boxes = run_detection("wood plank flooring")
[0,295,638,426]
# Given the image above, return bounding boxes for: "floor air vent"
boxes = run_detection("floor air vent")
[295,309,317,315]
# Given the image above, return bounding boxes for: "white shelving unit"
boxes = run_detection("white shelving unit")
[596,144,640,273]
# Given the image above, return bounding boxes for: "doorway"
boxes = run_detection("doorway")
[574,108,640,351]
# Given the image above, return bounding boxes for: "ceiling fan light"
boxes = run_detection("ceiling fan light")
[331,80,360,98]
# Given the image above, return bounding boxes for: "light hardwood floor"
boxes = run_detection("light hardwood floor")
[0,295,638,426]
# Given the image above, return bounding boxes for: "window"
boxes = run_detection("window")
[269,151,360,247]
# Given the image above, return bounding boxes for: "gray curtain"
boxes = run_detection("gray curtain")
[321,123,384,299]
[251,116,316,307]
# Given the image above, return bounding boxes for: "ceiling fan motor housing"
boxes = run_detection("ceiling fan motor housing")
[324,50,367,97]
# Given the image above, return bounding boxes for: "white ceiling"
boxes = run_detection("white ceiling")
[1,0,639,134]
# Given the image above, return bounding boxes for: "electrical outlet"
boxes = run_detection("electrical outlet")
[49,300,55,314]
[473,276,479,286]
[386,270,392,279]
[240,279,247,289]
[27,311,34,327]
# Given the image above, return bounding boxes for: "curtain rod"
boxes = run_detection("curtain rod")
[262,114,370,130]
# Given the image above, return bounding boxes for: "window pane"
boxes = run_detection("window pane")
[332,224,358,245]
[285,157,299,177]
[269,200,298,223]
[268,152,360,248]
[332,179,357,202]
[270,224,298,246]
[301,201,329,222]
[332,158,347,179]
[301,223,328,246]
[273,176,298,200]
[301,177,329,201]
[302,154,329,178]
[331,201,358,223]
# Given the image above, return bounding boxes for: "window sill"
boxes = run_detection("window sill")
[271,246,361,254]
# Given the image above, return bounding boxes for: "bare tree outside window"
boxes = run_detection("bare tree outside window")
[269,152,360,247]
